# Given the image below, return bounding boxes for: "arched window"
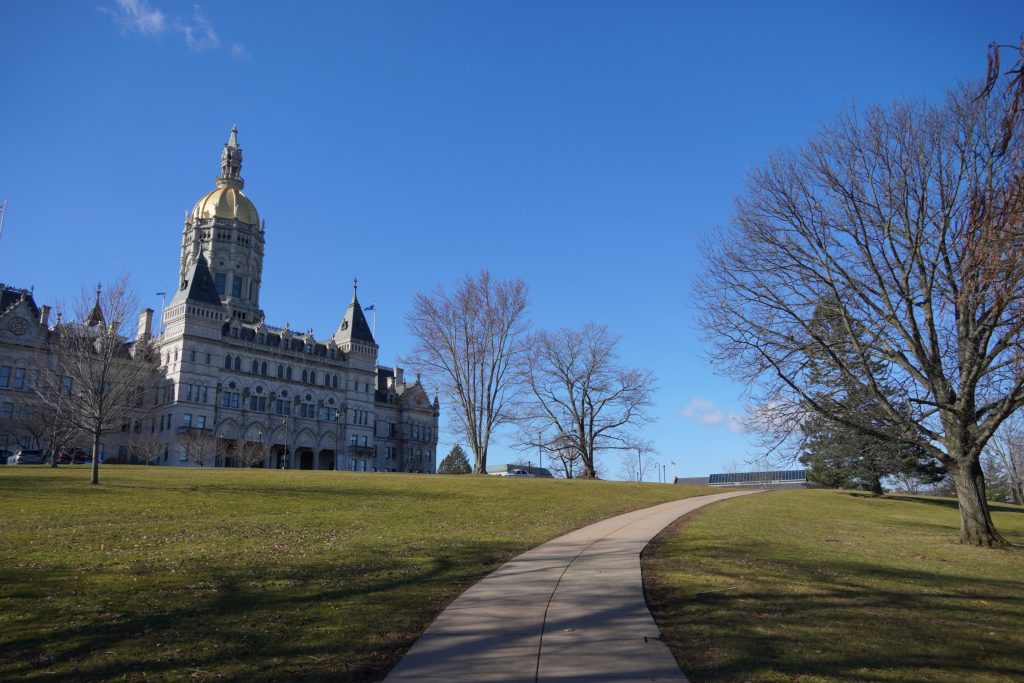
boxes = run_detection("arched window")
[224,354,232,369]
[251,359,259,374]
[286,366,293,380]
[301,369,308,383]
[261,361,268,376]
[234,357,242,371]
[309,371,316,385]
[277,364,284,379]
[332,375,338,389]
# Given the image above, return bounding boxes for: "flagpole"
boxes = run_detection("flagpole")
[0,198,8,244]
[371,304,376,338]
[156,288,167,335]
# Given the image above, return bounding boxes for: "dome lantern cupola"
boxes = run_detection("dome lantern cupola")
[178,125,266,324]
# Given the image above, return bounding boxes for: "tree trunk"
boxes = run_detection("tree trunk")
[949,458,1006,546]
[580,450,596,479]
[90,432,101,485]
[869,475,883,496]
[472,445,486,474]
[49,428,58,468]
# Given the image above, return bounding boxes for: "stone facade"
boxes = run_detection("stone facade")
[0,286,51,456]
[0,127,440,472]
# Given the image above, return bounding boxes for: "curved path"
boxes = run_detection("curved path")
[386,490,757,682]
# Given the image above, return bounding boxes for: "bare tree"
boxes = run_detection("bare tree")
[179,427,218,467]
[516,323,654,479]
[35,277,159,485]
[11,405,84,468]
[619,448,659,483]
[27,354,77,468]
[405,270,529,474]
[235,439,268,468]
[985,412,1024,505]
[11,405,51,453]
[721,458,746,478]
[544,431,584,478]
[129,432,166,466]
[697,73,1024,545]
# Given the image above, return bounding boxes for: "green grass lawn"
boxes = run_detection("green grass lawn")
[643,489,1024,683]
[0,465,713,682]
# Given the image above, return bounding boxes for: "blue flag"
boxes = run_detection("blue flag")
[364,304,375,312]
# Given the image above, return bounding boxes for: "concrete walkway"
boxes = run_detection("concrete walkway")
[386,490,757,682]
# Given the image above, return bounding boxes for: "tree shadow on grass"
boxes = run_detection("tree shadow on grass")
[645,535,1024,683]
[0,539,522,682]
[845,491,1024,515]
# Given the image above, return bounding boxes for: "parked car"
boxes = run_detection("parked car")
[7,449,45,465]
[57,448,89,464]
[494,468,535,477]
[0,450,12,465]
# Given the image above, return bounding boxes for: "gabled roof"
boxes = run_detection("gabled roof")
[0,285,39,319]
[171,249,224,308]
[333,281,375,345]
[396,380,432,410]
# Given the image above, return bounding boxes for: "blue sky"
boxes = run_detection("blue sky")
[0,1,1020,478]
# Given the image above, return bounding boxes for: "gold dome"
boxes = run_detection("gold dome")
[190,186,260,225]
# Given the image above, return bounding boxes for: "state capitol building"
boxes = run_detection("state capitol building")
[0,127,439,472]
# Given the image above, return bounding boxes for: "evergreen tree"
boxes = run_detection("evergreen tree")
[438,444,472,474]
[799,300,943,494]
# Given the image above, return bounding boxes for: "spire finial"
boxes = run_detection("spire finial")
[352,276,359,303]
[86,283,105,327]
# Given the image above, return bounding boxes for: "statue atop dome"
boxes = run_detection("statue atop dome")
[218,124,244,190]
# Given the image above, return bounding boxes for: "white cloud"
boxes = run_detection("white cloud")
[101,2,237,55]
[103,0,167,36]
[178,6,219,52]
[678,398,746,434]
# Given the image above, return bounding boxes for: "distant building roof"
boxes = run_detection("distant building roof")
[708,469,807,486]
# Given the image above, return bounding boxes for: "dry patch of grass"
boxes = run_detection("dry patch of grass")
[643,489,1024,682]
[0,465,712,681]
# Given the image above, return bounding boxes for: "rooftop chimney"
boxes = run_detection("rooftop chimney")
[138,308,154,340]
[39,305,50,328]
